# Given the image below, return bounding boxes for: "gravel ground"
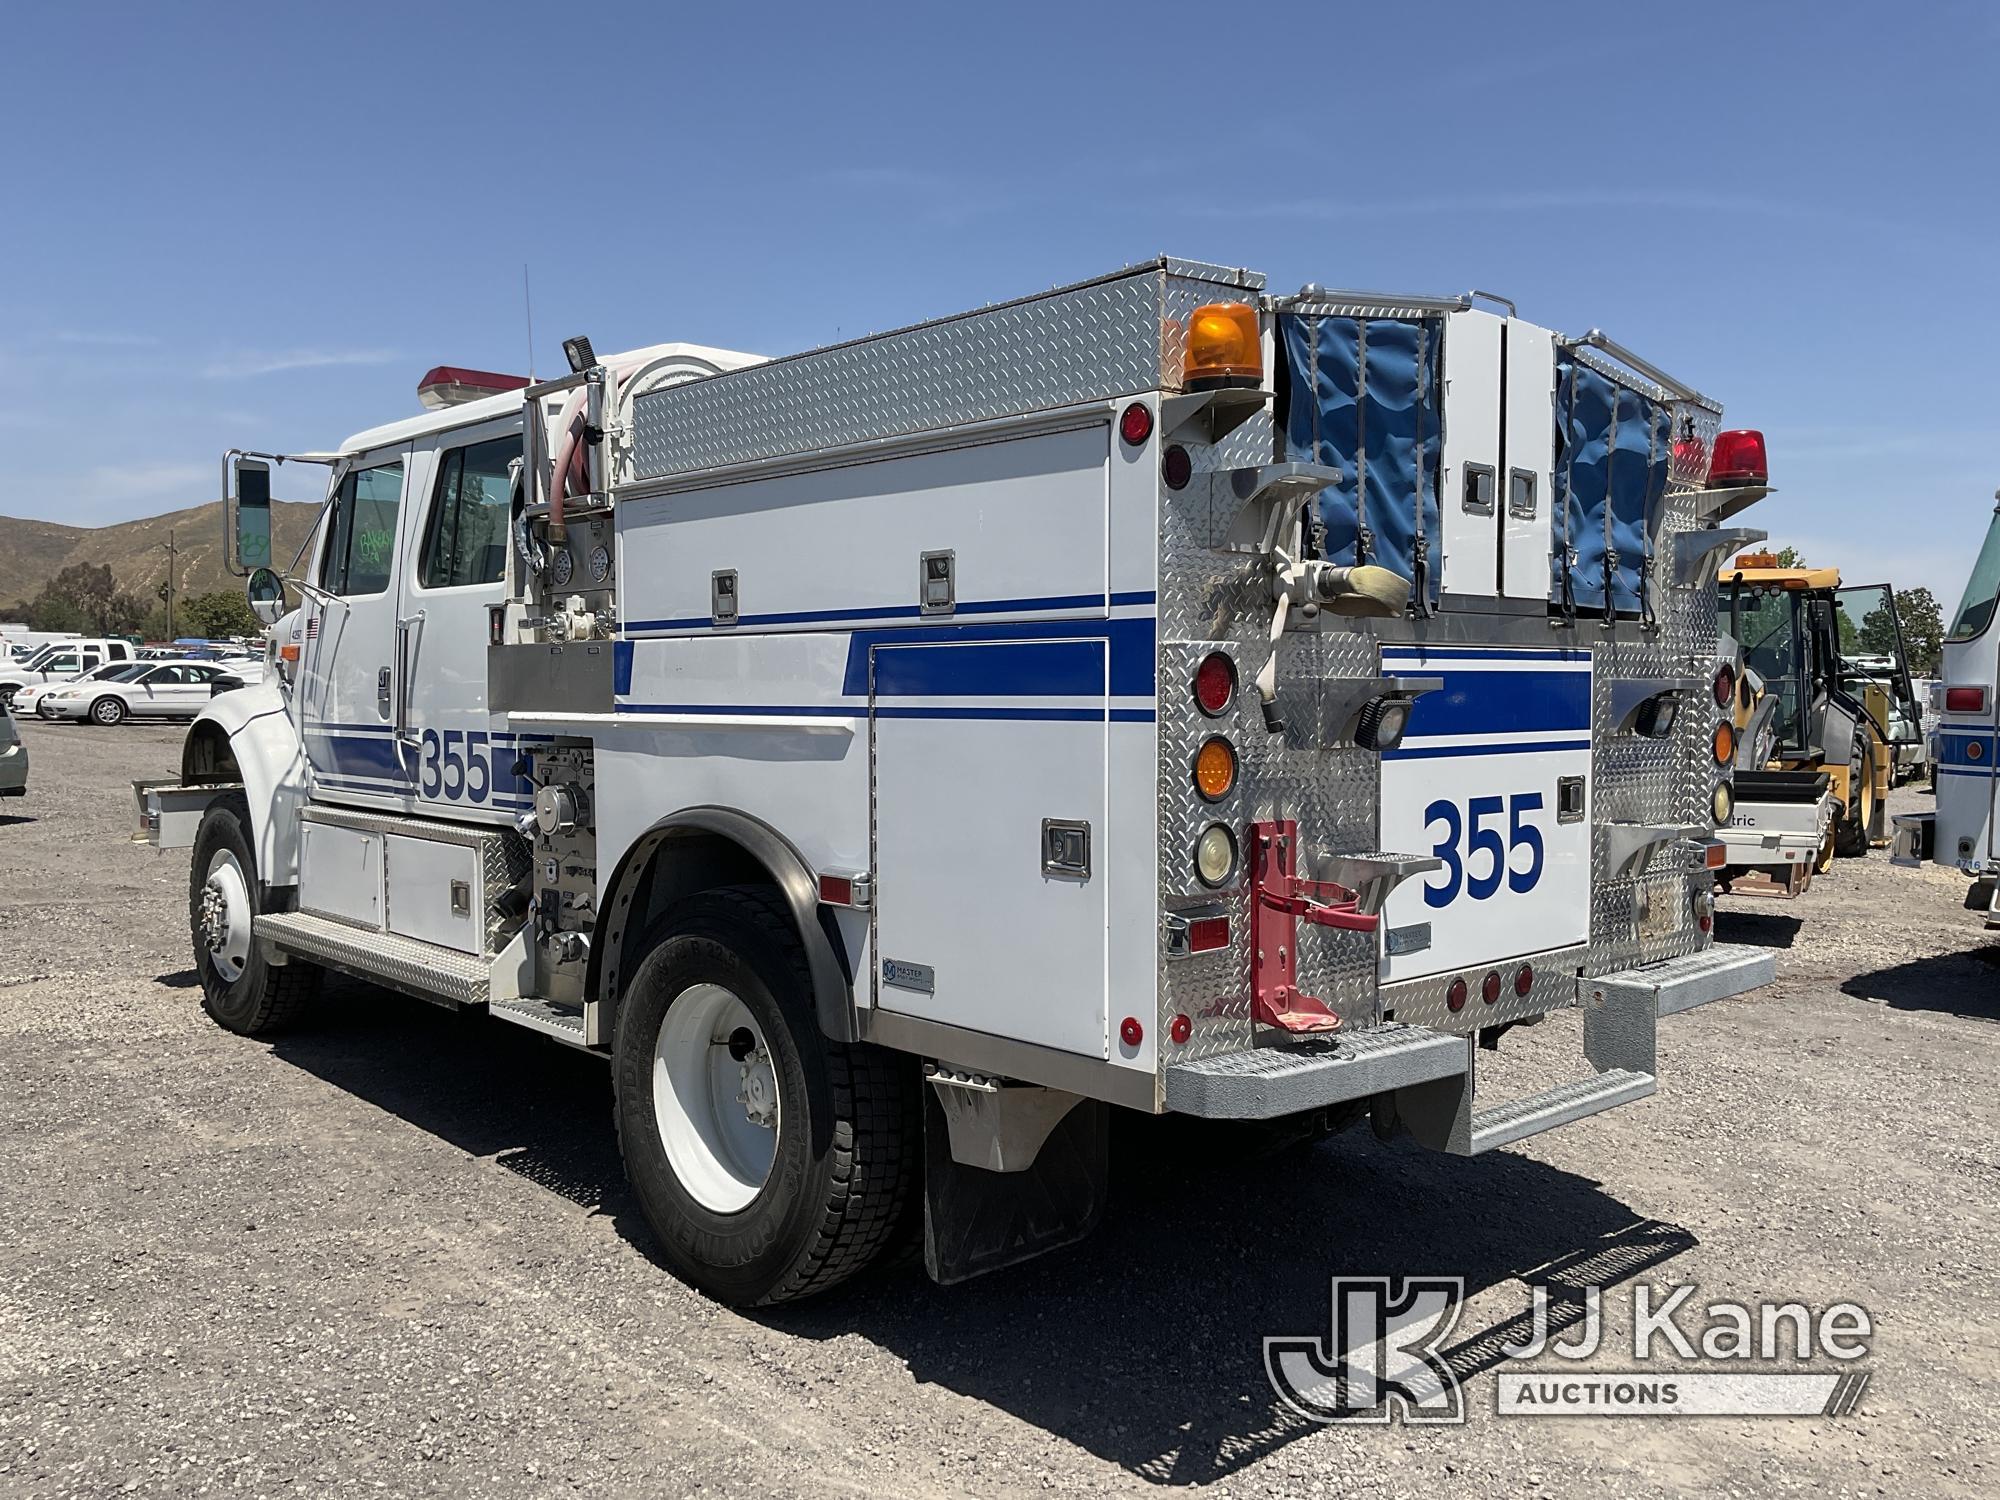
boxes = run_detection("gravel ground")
[0,717,1993,1498]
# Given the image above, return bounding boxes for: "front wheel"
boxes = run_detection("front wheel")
[612,887,917,1306]
[189,793,319,1034]
[90,696,127,726]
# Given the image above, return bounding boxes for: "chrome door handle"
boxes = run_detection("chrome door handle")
[393,611,426,746]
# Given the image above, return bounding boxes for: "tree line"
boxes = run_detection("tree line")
[0,562,262,640]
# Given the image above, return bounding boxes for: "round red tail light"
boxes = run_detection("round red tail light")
[1713,664,1735,708]
[1163,445,1193,490]
[1446,977,1468,1013]
[1119,401,1153,447]
[1481,971,1502,1005]
[1119,1016,1144,1047]
[1194,652,1236,716]
[1169,1014,1192,1045]
[1514,964,1534,997]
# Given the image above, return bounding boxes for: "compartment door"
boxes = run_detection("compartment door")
[1438,309,1502,597]
[1500,320,1556,599]
[870,638,1109,1057]
[1377,646,1593,982]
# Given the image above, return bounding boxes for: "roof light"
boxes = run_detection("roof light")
[561,335,597,374]
[1183,302,1262,391]
[1709,429,1768,488]
[1945,686,1987,713]
[417,365,530,411]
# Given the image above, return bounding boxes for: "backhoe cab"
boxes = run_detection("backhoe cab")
[1715,553,1922,894]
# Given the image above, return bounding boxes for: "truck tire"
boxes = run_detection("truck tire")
[189,792,319,1035]
[90,696,127,726]
[612,886,917,1306]
[1834,739,1871,858]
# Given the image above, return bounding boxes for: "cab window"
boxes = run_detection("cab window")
[321,461,405,597]
[420,435,518,589]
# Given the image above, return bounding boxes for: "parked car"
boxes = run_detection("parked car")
[40,660,235,724]
[0,638,138,708]
[0,705,25,797]
[16,660,165,718]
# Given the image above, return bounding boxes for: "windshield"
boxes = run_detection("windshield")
[1725,584,1807,750]
[1949,506,2000,641]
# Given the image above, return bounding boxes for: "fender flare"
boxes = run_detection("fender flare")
[181,684,310,890]
[591,806,857,1044]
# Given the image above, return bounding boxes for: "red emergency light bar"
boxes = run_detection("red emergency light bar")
[417,365,531,412]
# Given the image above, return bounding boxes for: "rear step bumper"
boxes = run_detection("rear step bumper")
[1164,943,1772,1153]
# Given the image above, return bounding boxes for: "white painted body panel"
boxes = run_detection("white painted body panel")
[383,833,481,952]
[1439,310,1502,596]
[1501,320,1557,600]
[299,821,381,927]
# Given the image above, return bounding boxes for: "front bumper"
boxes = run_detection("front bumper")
[1164,943,1774,1150]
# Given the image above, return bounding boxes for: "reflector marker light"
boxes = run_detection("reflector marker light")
[1446,977,1468,1013]
[1169,1014,1193,1045]
[1119,1016,1144,1048]
[1945,686,1988,713]
[1119,401,1153,446]
[1481,971,1502,1005]
[1514,965,1534,997]
[1187,915,1230,953]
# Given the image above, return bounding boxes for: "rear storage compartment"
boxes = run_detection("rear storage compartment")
[1552,354,1675,618]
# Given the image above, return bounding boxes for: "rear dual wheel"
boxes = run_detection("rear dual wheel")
[612,887,917,1306]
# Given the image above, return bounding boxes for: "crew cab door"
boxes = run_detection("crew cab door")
[300,445,420,808]
[397,418,530,823]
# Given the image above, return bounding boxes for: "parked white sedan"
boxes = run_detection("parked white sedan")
[40,661,235,724]
[18,660,157,718]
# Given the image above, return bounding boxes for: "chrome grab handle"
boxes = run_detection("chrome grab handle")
[393,610,426,748]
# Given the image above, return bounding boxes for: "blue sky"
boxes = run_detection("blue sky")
[1,1,1993,594]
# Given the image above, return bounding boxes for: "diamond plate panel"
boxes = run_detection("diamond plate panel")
[1157,322,1740,1070]
[626,261,1264,482]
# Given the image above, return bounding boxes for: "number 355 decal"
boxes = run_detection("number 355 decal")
[419,728,491,803]
[1423,793,1545,908]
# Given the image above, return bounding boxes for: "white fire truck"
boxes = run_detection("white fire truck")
[138,259,1775,1304]
[1893,489,2000,915]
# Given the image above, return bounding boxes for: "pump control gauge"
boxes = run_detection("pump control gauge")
[588,544,611,584]
[550,548,574,588]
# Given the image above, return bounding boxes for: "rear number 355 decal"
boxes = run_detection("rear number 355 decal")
[1423,793,1545,908]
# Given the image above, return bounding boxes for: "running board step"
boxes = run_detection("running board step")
[1466,1068,1656,1155]
[488,997,590,1049]
[1165,1024,1471,1119]
[255,911,492,1006]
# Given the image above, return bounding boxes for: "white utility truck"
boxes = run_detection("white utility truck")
[139,260,1775,1304]
[1893,489,2000,914]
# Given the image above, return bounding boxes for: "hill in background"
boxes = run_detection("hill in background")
[0,500,319,614]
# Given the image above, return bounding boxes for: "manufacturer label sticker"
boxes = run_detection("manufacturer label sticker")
[881,958,935,994]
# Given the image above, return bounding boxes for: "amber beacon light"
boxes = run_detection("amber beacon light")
[1183,302,1262,390]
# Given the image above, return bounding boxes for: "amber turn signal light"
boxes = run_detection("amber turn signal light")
[1712,721,1735,766]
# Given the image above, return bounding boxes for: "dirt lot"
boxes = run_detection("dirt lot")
[0,717,1993,1498]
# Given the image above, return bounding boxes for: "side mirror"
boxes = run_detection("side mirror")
[246,567,286,626]
[233,458,273,575]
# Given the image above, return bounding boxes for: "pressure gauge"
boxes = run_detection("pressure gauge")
[550,548,574,588]
[588,545,611,584]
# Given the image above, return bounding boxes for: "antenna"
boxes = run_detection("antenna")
[522,263,536,383]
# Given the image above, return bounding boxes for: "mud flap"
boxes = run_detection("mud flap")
[921,1087,1108,1285]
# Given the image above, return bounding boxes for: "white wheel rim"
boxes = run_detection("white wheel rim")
[199,849,252,983]
[651,983,780,1214]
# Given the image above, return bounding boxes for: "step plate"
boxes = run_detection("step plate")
[1586,942,1774,1018]
[256,910,490,1006]
[1469,1067,1655,1154]
[488,997,589,1048]
[1165,1025,1470,1120]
